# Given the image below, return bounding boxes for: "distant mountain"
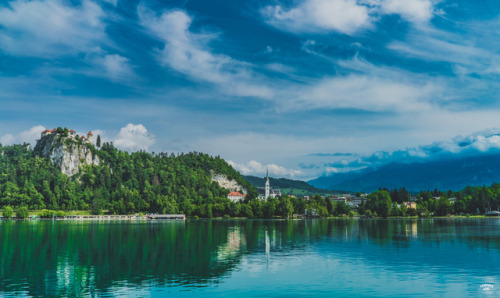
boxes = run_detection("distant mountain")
[308,154,500,192]
[243,175,343,196]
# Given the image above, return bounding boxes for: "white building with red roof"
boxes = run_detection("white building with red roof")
[87,131,93,143]
[227,191,246,202]
[41,129,55,137]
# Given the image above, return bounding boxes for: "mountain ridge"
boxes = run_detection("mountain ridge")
[243,175,345,196]
[308,154,500,192]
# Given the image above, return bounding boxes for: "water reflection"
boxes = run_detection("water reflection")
[1,219,500,296]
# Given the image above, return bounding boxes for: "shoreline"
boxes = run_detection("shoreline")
[1,215,498,221]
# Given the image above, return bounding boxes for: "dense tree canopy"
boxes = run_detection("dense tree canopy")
[0,142,259,216]
[1,141,500,218]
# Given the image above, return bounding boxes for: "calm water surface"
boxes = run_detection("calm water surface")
[1,218,500,297]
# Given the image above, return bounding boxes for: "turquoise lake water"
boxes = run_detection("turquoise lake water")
[1,218,500,297]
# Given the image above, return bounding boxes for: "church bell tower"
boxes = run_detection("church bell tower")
[265,169,270,199]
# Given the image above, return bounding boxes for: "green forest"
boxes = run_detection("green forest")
[371,186,500,217]
[0,140,259,217]
[1,134,500,218]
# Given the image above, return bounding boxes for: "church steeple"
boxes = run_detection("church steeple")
[265,168,270,199]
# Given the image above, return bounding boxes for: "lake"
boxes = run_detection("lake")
[1,218,499,297]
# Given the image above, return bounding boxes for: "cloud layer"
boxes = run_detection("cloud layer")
[228,160,302,178]
[325,129,500,173]
[261,0,435,35]
[0,125,45,146]
[0,0,106,57]
[1,0,500,181]
[261,0,371,35]
[139,8,272,98]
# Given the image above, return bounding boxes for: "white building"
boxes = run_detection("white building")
[227,191,246,202]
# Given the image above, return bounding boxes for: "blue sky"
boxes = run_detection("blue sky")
[2,0,500,180]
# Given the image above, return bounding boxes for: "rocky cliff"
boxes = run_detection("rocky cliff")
[211,171,247,194]
[34,134,100,177]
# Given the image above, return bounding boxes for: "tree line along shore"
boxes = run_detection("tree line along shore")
[0,140,499,220]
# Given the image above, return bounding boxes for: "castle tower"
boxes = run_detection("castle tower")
[265,169,270,199]
[87,131,93,143]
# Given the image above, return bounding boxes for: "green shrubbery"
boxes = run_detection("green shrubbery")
[2,206,13,219]
[38,209,65,218]
[16,206,29,218]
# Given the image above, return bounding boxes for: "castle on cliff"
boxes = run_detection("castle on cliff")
[41,128,94,144]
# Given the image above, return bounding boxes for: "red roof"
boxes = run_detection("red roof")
[87,131,93,135]
[228,191,244,197]
[80,136,86,139]
[69,129,75,133]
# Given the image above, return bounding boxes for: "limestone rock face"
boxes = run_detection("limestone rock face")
[211,172,247,194]
[35,134,100,177]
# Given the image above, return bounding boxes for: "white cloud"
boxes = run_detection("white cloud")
[93,54,136,82]
[265,52,448,114]
[0,134,15,146]
[139,8,273,98]
[0,0,106,57]
[228,160,302,178]
[261,0,371,35]
[377,0,433,23]
[387,29,500,77]
[0,125,46,146]
[262,0,435,35]
[288,74,438,112]
[139,9,229,83]
[113,123,155,151]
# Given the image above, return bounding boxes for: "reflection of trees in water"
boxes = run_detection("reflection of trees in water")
[0,220,319,296]
[1,219,500,296]
[0,220,241,296]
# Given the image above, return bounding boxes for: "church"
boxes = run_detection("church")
[257,170,282,200]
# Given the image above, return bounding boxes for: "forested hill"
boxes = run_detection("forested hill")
[243,175,340,196]
[0,142,257,216]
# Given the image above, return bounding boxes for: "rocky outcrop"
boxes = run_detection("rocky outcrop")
[34,134,99,177]
[211,172,247,194]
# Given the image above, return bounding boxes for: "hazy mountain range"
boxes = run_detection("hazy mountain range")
[308,154,500,192]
